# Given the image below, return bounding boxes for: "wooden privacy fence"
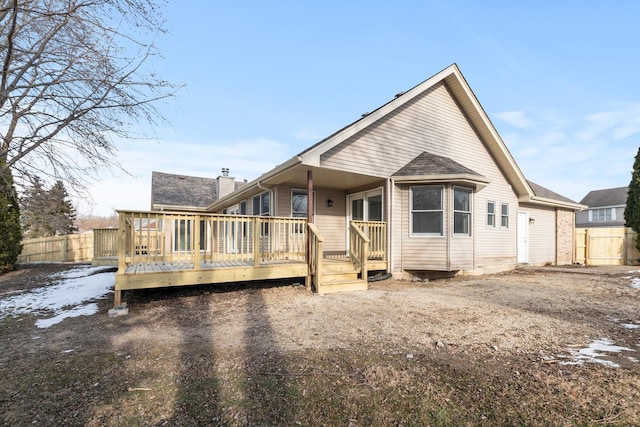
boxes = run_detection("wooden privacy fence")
[575,227,640,266]
[19,233,95,263]
[18,228,118,263]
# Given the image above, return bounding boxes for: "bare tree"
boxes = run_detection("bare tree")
[0,0,175,192]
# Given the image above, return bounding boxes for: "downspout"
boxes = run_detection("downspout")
[387,178,393,275]
[446,185,451,271]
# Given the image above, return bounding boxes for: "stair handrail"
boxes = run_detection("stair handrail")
[307,223,324,291]
[349,221,370,284]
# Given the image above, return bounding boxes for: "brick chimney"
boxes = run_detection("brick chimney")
[217,168,235,199]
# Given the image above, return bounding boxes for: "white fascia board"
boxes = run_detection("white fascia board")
[521,196,587,211]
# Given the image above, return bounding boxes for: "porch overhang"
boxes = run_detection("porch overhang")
[207,160,386,212]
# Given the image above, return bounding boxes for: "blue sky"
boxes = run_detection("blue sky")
[81,0,640,215]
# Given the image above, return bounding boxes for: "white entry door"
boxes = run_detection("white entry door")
[517,211,529,263]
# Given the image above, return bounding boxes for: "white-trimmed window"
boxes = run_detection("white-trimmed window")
[453,187,472,235]
[252,192,270,216]
[487,201,496,227]
[410,185,443,236]
[174,219,206,252]
[589,208,614,222]
[291,189,308,218]
[501,203,509,228]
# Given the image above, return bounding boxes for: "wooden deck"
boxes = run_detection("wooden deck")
[111,210,387,306]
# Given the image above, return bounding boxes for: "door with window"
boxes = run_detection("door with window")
[348,189,383,222]
[347,189,383,250]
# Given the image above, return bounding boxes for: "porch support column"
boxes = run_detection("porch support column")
[307,169,313,224]
[306,170,313,291]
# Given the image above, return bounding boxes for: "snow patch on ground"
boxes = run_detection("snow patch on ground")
[560,339,636,368]
[0,265,114,328]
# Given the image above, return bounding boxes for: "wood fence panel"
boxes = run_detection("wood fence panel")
[574,227,639,266]
[18,233,94,263]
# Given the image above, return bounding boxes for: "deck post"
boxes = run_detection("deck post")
[253,217,260,267]
[194,215,201,270]
[115,211,127,307]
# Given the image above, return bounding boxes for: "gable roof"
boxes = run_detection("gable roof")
[151,171,218,210]
[207,64,583,211]
[579,186,628,208]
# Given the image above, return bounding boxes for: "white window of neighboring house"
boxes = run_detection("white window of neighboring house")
[410,185,443,236]
[487,201,496,227]
[501,203,509,228]
[588,208,615,222]
[453,187,472,235]
[252,192,271,216]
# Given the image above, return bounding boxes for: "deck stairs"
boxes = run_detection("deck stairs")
[317,258,368,295]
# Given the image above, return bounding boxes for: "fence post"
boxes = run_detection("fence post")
[584,228,591,266]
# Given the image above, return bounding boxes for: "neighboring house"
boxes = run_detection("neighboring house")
[575,186,628,228]
[150,169,247,211]
[151,64,583,278]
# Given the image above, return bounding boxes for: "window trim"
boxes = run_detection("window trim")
[291,188,316,219]
[410,185,444,237]
[487,200,496,228]
[252,191,271,217]
[501,203,509,228]
[453,186,472,236]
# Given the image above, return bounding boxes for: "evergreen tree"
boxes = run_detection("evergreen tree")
[48,181,78,236]
[21,179,78,238]
[0,161,22,273]
[624,147,640,250]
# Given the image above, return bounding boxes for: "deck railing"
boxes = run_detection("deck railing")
[116,210,307,272]
[93,228,119,258]
[351,220,386,261]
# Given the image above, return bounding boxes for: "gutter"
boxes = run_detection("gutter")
[520,196,587,211]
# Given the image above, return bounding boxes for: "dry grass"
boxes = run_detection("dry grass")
[1,265,639,426]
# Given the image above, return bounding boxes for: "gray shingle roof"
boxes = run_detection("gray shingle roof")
[392,151,483,177]
[151,171,218,208]
[527,180,578,204]
[579,186,628,207]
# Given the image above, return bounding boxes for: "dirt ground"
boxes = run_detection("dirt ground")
[1,263,640,426]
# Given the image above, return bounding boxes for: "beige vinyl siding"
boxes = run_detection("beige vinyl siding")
[321,82,501,181]
[316,189,347,254]
[393,183,448,271]
[520,203,556,265]
[276,185,346,254]
[346,81,520,272]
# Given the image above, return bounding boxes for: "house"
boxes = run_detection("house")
[112,64,584,305]
[575,186,628,228]
[150,170,247,211]
[203,64,582,275]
